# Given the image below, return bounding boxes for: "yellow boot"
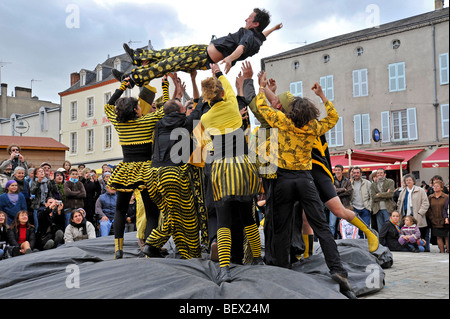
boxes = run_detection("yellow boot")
[114,238,124,259]
[302,234,314,258]
[349,215,379,252]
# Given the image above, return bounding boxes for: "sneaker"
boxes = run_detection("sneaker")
[123,43,135,60]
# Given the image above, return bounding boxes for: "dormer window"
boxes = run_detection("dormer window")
[96,66,103,82]
[80,71,86,86]
[114,58,122,72]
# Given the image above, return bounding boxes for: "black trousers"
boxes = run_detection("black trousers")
[270,169,347,276]
[114,189,159,239]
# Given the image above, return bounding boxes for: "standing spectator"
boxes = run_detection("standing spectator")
[0,144,29,175]
[351,167,372,239]
[64,168,86,227]
[370,168,396,231]
[0,211,10,259]
[12,167,30,207]
[0,180,28,225]
[397,174,430,251]
[95,186,118,237]
[30,167,58,232]
[427,180,449,253]
[54,171,66,204]
[64,209,96,243]
[63,161,72,181]
[7,210,36,256]
[81,168,101,224]
[36,197,65,250]
[330,165,353,237]
[100,172,111,195]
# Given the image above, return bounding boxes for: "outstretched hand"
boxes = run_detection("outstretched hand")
[220,57,233,74]
[210,63,221,76]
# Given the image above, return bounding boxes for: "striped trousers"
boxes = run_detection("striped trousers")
[145,164,201,259]
[131,44,209,86]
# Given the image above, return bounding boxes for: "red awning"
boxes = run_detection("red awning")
[345,149,405,163]
[331,149,424,172]
[421,147,449,168]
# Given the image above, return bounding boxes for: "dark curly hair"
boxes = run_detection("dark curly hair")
[115,97,139,123]
[286,97,320,129]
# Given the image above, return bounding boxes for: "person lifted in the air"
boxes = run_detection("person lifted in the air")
[112,8,282,87]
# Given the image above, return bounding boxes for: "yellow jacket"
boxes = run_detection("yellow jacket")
[255,92,338,171]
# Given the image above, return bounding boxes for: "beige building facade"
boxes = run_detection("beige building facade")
[261,7,449,185]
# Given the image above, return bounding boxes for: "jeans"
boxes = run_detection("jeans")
[376,209,390,231]
[328,212,339,237]
[99,218,114,237]
[353,207,371,239]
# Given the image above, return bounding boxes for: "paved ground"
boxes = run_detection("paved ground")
[361,244,449,299]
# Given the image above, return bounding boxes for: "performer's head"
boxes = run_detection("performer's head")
[201,77,224,104]
[246,8,271,32]
[115,97,142,122]
[164,99,185,114]
[286,97,320,129]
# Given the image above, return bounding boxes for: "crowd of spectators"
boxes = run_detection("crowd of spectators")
[0,145,136,259]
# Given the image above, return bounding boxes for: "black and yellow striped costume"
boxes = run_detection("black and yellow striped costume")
[145,164,201,259]
[200,73,261,269]
[105,81,164,258]
[131,45,210,87]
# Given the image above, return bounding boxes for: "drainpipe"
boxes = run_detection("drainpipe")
[431,22,440,142]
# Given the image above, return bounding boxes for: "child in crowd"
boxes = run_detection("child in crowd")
[398,215,425,252]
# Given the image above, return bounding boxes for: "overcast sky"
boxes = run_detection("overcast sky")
[0,0,447,104]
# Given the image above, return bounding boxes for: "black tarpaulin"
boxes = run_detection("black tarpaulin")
[0,232,391,299]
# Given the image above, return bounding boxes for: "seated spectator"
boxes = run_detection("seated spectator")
[379,211,404,251]
[64,209,96,243]
[64,168,86,227]
[0,180,28,225]
[398,215,425,252]
[36,198,65,250]
[0,211,9,259]
[7,210,36,256]
[0,144,29,175]
[100,172,111,194]
[95,186,117,237]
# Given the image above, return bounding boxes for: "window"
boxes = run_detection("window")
[86,129,94,153]
[392,39,401,49]
[352,69,368,97]
[293,61,300,70]
[104,125,112,149]
[290,81,303,97]
[325,117,343,147]
[354,114,370,145]
[70,101,78,122]
[114,59,122,72]
[39,107,48,132]
[439,53,449,85]
[356,47,364,56]
[70,132,78,154]
[323,54,330,63]
[96,66,102,82]
[320,75,334,101]
[441,104,449,138]
[80,71,86,86]
[86,97,94,118]
[381,108,417,142]
[388,62,406,92]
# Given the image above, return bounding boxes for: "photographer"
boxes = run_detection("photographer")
[0,145,29,175]
[36,197,65,250]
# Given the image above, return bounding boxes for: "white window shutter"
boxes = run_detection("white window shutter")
[362,114,371,144]
[353,70,360,97]
[354,114,362,145]
[441,104,449,138]
[361,69,368,96]
[440,53,449,85]
[397,62,406,91]
[389,64,397,92]
[327,75,334,101]
[381,111,390,142]
[407,107,418,140]
[336,117,344,146]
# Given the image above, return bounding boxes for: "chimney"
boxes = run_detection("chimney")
[70,72,80,86]
[148,40,154,50]
[1,83,6,96]
[1,83,7,118]
[435,0,444,10]
[14,86,32,99]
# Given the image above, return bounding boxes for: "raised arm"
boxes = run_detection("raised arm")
[263,23,283,38]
